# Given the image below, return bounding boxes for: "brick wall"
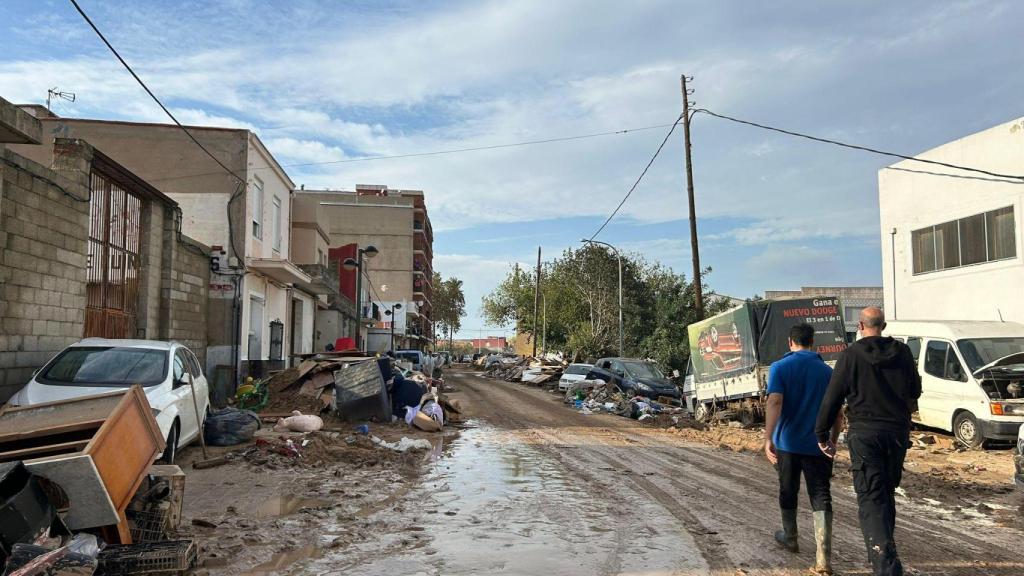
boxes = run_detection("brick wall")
[0,148,90,401]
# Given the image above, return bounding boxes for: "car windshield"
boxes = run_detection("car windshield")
[396,352,419,362]
[38,347,168,387]
[565,364,591,376]
[957,338,1024,372]
[624,361,665,380]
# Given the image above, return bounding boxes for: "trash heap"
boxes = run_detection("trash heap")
[0,388,199,576]
[562,380,685,422]
[483,356,566,385]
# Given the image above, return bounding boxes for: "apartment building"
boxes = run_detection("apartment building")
[294,185,434,351]
[10,108,317,385]
[879,117,1023,324]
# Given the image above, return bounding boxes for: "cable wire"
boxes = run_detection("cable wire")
[69,0,245,185]
[144,122,680,184]
[588,115,682,241]
[696,109,1024,182]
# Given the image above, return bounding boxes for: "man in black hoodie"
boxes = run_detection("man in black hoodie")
[815,307,921,576]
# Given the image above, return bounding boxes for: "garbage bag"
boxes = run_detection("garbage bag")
[273,411,323,433]
[203,407,261,446]
[421,401,444,427]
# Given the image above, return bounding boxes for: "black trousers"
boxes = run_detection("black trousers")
[848,428,909,576]
[776,449,833,512]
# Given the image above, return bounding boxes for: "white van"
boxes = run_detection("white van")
[885,320,1024,447]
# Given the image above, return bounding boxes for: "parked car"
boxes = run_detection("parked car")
[558,363,595,391]
[886,320,1024,447]
[6,339,211,464]
[395,350,427,372]
[460,354,473,363]
[1015,424,1024,490]
[587,358,681,400]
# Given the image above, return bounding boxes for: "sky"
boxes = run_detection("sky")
[2,0,1023,338]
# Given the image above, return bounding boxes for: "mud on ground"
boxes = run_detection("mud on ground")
[173,417,458,575]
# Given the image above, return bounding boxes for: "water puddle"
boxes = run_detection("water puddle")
[253,495,333,519]
[241,544,322,575]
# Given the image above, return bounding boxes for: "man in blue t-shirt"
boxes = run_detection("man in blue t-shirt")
[764,323,844,575]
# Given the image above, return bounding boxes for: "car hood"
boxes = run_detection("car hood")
[12,381,158,407]
[635,377,675,390]
[974,352,1024,376]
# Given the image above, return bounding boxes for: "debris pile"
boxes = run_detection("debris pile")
[562,380,686,421]
[230,430,428,470]
[483,356,566,385]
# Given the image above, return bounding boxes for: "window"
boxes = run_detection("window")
[924,341,965,382]
[173,350,188,385]
[957,337,1024,372]
[905,337,922,364]
[911,206,1017,274]
[38,347,168,387]
[252,177,264,240]
[272,196,282,252]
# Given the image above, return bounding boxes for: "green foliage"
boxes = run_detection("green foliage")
[433,272,466,348]
[482,247,733,373]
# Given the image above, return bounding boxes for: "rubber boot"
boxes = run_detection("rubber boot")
[811,510,834,575]
[774,508,799,553]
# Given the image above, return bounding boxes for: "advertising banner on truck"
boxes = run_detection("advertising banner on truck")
[687,306,758,383]
[754,297,848,365]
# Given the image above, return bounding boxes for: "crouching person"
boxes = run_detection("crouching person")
[764,323,843,575]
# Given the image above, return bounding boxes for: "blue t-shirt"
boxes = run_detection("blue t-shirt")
[767,350,833,456]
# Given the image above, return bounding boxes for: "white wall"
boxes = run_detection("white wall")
[240,274,290,360]
[879,117,1024,324]
[246,142,292,261]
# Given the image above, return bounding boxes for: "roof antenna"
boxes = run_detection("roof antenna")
[46,87,76,111]
[997,308,1004,322]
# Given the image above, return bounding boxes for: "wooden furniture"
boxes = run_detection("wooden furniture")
[0,386,165,543]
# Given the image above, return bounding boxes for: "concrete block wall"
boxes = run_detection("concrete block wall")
[160,216,210,369]
[0,148,90,401]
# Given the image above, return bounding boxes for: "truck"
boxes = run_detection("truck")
[686,296,848,424]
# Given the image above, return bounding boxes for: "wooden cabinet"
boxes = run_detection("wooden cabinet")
[0,386,165,543]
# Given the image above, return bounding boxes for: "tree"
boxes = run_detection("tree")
[433,272,466,351]
[482,247,732,372]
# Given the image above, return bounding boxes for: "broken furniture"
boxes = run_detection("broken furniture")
[0,386,165,544]
[334,359,392,421]
[0,461,69,563]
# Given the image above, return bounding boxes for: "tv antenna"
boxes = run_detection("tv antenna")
[46,87,76,111]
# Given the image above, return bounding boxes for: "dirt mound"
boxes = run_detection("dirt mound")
[233,431,427,472]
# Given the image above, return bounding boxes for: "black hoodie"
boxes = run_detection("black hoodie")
[815,336,922,442]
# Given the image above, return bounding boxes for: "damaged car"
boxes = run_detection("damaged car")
[887,321,1024,448]
[6,339,210,463]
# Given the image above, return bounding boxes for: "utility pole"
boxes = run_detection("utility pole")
[681,74,704,320]
[532,246,541,357]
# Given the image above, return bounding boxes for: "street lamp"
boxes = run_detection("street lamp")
[384,302,403,353]
[580,238,623,357]
[342,245,379,352]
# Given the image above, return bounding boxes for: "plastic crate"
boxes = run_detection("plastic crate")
[125,505,171,542]
[95,539,196,575]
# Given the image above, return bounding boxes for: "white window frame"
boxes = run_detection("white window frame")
[272,196,282,252]
[252,177,264,240]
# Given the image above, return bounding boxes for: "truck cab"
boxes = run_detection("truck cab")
[885,320,1024,448]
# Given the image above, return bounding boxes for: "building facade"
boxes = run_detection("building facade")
[1,98,210,401]
[10,111,315,387]
[879,117,1023,325]
[295,186,434,350]
[764,286,883,341]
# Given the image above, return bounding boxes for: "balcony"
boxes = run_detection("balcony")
[295,264,338,296]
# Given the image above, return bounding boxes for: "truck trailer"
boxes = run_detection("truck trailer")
[686,297,848,423]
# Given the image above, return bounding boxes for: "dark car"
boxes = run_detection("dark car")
[587,358,681,401]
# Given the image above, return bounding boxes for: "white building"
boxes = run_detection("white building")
[879,117,1024,324]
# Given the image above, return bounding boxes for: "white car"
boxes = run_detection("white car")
[7,339,210,464]
[558,363,595,391]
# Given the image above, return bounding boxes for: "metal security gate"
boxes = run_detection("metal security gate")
[84,170,142,338]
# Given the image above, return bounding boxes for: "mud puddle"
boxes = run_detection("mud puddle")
[252,495,333,518]
[305,422,691,575]
[240,545,323,575]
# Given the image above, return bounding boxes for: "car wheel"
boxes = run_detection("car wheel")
[160,421,179,464]
[953,412,984,449]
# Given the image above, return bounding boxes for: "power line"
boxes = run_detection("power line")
[145,122,680,184]
[696,109,1024,182]
[69,0,245,185]
[588,115,683,241]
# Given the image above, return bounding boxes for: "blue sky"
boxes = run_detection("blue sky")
[3,1,1023,337]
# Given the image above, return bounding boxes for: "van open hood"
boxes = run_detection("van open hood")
[974,352,1024,376]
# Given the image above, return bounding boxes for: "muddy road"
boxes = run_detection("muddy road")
[191,369,1024,575]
